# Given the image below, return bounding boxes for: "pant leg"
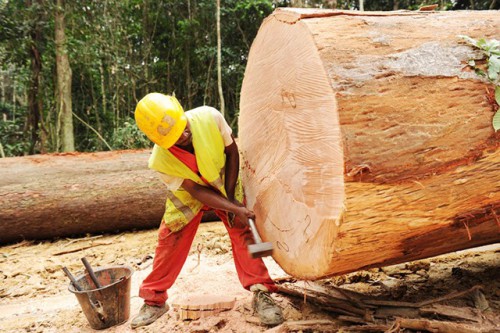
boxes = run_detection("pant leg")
[214,210,277,293]
[139,212,203,306]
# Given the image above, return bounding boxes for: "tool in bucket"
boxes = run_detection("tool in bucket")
[62,257,133,330]
[247,218,274,258]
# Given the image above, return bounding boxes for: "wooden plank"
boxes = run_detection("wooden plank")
[171,295,236,321]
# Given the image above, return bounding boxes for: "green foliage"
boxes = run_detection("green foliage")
[1,1,499,156]
[0,104,30,157]
[459,35,500,131]
[110,120,152,150]
[493,104,500,131]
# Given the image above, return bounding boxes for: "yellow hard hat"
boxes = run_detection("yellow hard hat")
[134,93,187,149]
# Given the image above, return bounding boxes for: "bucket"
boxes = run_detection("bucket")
[68,265,134,330]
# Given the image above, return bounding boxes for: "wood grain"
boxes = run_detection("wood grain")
[239,8,500,279]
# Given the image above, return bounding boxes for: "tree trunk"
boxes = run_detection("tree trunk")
[55,0,74,152]
[12,70,16,119]
[26,0,43,155]
[98,58,106,139]
[0,150,165,244]
[216,0,225,117]
[239,9,500,279]
[1,71,5,105]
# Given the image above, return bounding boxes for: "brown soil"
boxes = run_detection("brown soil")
[0,222,498,333]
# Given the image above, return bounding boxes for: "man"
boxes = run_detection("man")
[131,93,284,328]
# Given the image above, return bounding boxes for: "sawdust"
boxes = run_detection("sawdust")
[0,222,498,332]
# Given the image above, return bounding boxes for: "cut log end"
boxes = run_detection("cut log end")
[240,13,346,278]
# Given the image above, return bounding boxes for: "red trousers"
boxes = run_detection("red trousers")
[139,208,277,306]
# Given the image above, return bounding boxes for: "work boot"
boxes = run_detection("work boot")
[130,303,168,329]
[251,284,284,326]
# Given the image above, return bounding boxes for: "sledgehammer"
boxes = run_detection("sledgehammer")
[247,218,273,258]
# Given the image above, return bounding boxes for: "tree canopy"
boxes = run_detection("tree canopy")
[0,0,498,156]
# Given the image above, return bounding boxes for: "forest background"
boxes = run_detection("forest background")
[1,0,498,157]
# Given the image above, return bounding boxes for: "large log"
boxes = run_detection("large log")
[239,9,500,279]
[0,150,166,244]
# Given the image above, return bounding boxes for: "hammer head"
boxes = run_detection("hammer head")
[248,242,274,259]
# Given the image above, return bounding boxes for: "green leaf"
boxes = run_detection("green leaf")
[475,68,486,77]
[483,39,500,55]
[477,38,487,49]
[459,35,478,47]
[488,55,500,81]
[493,110,500,132]
[495,86,500,105]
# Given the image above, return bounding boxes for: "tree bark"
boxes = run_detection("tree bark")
[55,0,74,152]
[0,150,166,244]
[1,70,5,105]
[26,0,43,155]
[12,70,16,118]
[239,9,500,279]
[216,0,225,117]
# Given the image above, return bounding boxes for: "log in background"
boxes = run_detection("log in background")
[0,150,166,244]
[239,8,500,279]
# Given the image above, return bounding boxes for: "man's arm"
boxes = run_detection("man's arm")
[224,136,239,203]
[181,179,254,225]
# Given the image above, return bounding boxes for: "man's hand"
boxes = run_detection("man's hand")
[230,204,255,229]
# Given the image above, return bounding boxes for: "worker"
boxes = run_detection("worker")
[131,93,284,328]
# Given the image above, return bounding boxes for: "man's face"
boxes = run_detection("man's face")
[175,123,192,147]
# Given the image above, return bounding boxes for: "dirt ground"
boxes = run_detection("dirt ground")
[0,222,498,333]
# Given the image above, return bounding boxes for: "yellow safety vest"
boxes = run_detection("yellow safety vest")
[148,106,243,232]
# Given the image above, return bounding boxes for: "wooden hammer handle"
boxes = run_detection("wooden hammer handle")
[248,218,263,243]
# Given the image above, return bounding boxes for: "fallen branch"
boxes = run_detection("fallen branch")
[337,315,371,324]
[419,304,482,323]
[63,235,104,248]
[275,284,366,317]
[189,243,203,273]
[418,285,483,307]
[374,306,419,319]
[396,317,485,333]
[52,241,113,256]
[3,240,34,249]
[330,284,373,310]
[265,320,340,333]
[337,323,392,332]
[72,112,112,150]
[364,285,483,308]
